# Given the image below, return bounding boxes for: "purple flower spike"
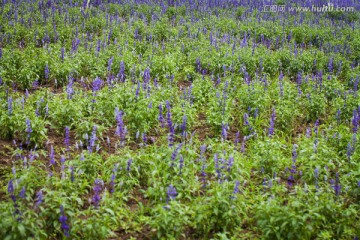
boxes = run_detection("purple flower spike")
[126,159,132,172]
[45,64,49,80]
[35,190,43,206]
[166,184,177,203]
[92,179,104,208]
[64,126,70,150]
[59,205,70,237]
[25,118,32,144]
[268,108,276,136]
[49,146,55,166]
[221,123,228,141]
[19,187,26,199]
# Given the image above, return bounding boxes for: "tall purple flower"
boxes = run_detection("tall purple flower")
[268,108,276,136]
[115,108,126,144]
[333,172,341,196]
[352,110,358,133]
[166,101,175,147]
[109,164,119,193]
[64,126,70,150]
[292,144,297,162]
[126,159,132,172]
[59,205,70,237]
[171,143,183,167]
[60,47,65,61]
[92,77,103,92]
[117,61,125,82]
[314,168,319,190]
[45,64,49,80]
[166,184,177,203]
[328,57,333,73]
[35,190,43,206]
[107,57,114,72]
[25,118,32,144]
[66,77,74,100]
[92,179,104,208]
[8,179,15,200]
[181,114,187,138]
[49,145,55,166]
[279,71,284,97]
[314,119,319,136]
[231,180,240,199]
[221,123,228,141]
[143,68,151,88]
[19,187,26,199]
[88,125,97,153]
[158,104,165,128]
[8,96,12,115]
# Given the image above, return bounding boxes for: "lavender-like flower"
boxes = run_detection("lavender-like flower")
[142,132,147,146]
[171,143,183,166]
[292,144,298,162]
[109,164,119,193]
[221,123,228,141]
[158,104,165,128]
[314,119,319,136]
[59,205,70,237]
[166,184,177,203]
[107,57,114,72]
[25,118,32,144]
[352,109,358,133]
[244,113,250,126]
[19,187,26,199]
[92,179,104,208]
[268,108,276,136]
[231,180,240,199]
[70,166,75,182]
[328,57,334,73]
[60,47,65,61]
[333,172,341,196]
[227,156,234,172]
[8,179,14,196]
[45,64,49,80]
[35,190,43,206]
[88,125,97,153]
[279,71,284,97]
[117,61,125,82]
[181,114,187,138]
[66,77,74,100]
[314,168,319,190]
[115,108,126,144]
[8,96,12,115]
[126,159,132,172]
[166,101,175,146]
[64,126,70,150]
[92,77,103,92]
[143,67,151,87]
[49,145,55,166]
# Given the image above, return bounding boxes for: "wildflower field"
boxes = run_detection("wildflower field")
[1,0,360,239]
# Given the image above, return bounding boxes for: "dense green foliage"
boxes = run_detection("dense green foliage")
[0,0,360,239]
